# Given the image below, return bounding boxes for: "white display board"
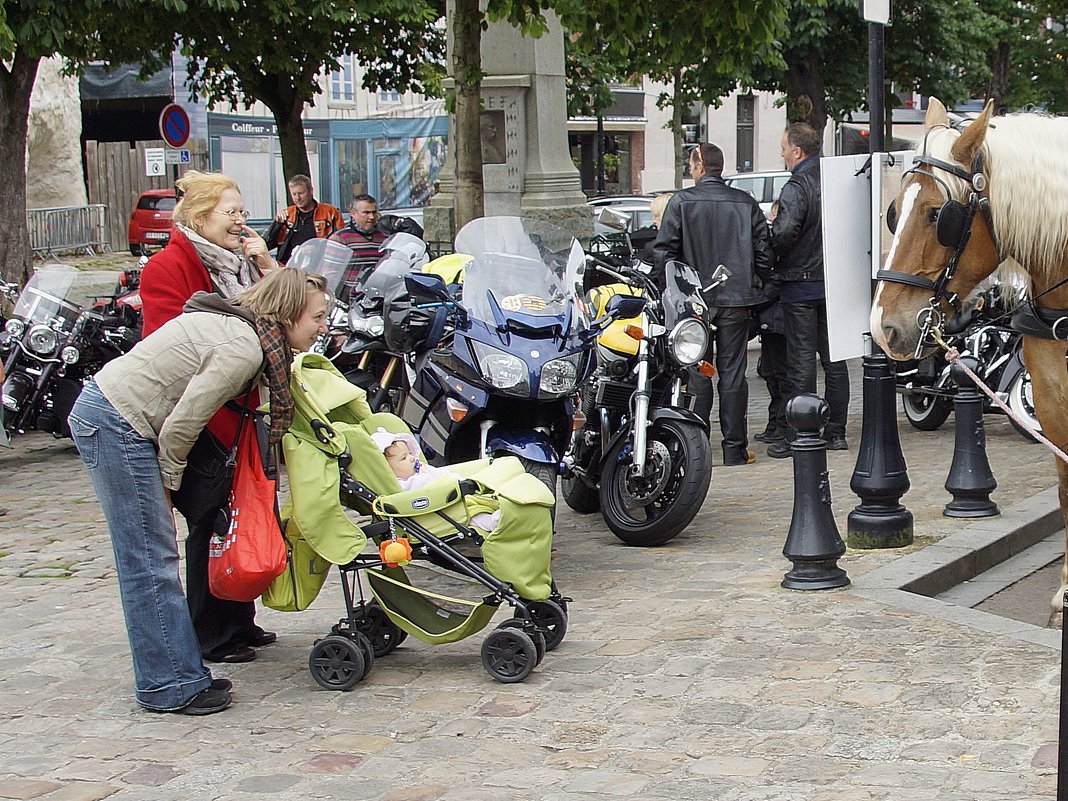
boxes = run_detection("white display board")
[872,151,914,277]
[821,153,874,362]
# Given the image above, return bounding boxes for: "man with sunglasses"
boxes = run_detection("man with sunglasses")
[767,122,851,457]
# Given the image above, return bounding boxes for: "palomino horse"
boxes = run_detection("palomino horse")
[870,98,1068,627]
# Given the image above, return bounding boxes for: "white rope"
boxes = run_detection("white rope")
[942,345,1068,465]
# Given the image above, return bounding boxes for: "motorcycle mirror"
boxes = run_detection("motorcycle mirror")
[404,272,451,302]
[605,294,646,319]
[704,263,731,291]
[596,207,631,232]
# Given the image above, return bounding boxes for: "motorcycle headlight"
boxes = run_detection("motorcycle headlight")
[5,318,25,338]
[539,353,584,398]
[60,345,80,365]
[470,341,529,395]
[667,318,707,366]
[27,324,58,355]
[348,309,384,338]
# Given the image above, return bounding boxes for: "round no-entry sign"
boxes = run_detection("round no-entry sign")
[159,103,191,149]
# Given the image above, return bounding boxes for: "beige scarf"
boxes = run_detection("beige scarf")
[177,222,261,298]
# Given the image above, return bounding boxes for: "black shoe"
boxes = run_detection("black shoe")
[211,677,233,692]
[753,429,783,444]
[246,630,277,648]
[767,440,793,459]
[148,687,232,716]
[178,687,232,716]
[825,436,848,451]
[205,645,256,664]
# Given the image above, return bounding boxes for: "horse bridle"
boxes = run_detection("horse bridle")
[876,144,999,354]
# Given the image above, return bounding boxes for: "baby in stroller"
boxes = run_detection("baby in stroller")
[373,428,500,532]
[267,353,570,689]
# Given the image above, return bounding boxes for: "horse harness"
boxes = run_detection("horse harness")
[877,142,1068,348]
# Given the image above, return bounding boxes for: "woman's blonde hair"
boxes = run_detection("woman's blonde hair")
[233,269,329,326]
[173,171,241,228]
[650,192,673,227]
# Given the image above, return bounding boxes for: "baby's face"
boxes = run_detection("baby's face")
[384,441,417,479]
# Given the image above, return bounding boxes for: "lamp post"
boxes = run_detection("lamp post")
[846,3,914,550]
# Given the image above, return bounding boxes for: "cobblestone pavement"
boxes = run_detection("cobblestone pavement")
[0,379,1064,800]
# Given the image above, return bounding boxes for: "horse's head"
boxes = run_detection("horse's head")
[871,98,1002,359]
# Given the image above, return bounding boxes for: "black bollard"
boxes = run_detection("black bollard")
[848,348,915,549]
[782,394,850,591]
[943,356,999,518]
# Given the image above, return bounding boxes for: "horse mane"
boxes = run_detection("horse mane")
[925,115,1068,286]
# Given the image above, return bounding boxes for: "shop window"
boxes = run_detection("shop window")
[336,139,369,212]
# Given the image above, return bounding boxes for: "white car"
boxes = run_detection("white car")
[724,171,792,218]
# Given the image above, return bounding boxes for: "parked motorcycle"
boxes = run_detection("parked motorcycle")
[393,216,642,501]
[288,233,431,413]
[561,256,721,546]
[894,289,1040,440]
[2,264,141,442]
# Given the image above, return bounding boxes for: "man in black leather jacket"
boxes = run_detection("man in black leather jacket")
[767,122,850,457]
[653,142,773,466]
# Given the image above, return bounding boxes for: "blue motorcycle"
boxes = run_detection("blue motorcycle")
[392,216,643,502]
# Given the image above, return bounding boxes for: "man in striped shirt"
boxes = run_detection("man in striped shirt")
[329,193,388,303]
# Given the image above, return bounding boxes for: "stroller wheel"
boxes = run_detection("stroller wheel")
[309,635,367,691]
[496,619,546,666]
[528,599,568,652]
[348,630,375,680]
[356,602,408,658]
[481,628,538,683]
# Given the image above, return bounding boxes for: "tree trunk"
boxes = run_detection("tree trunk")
[784,53,828,138]
[0,53,40,286]
[672,69,685,188]
[263,80,312,204]
[452,0,484,228]
[986,42,1010,111]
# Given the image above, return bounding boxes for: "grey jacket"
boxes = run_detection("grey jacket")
[95,312,263,490]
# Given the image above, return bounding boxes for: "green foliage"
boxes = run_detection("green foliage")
[562,0,789,116]
[170,0,446,113]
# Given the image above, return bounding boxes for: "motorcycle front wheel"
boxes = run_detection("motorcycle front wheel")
[901,391,952,431]
[1006,370,1041,443]
[599,418,711,546]
[519,457,558,524]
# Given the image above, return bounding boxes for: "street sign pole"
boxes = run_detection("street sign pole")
[847,1,914,550]
[159,103,191,187]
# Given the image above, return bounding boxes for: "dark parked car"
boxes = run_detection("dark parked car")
[127,189,176,256]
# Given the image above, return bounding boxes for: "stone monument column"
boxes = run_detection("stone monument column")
[425,5,591,245]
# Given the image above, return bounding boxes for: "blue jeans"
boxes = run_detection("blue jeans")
[68,381,212,710]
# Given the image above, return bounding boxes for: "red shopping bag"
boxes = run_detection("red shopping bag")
[208,416,287,602]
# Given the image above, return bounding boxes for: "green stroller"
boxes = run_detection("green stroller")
[274,353,569,688]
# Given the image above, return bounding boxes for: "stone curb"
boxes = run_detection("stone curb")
[851,485,1063,649]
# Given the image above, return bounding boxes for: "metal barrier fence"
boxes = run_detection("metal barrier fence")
[27,205,111,259]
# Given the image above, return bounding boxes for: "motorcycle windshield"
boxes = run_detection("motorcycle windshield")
[286,238,359,298]
[13,265,111,329]
[352,234,429,307]
[663,260,708,327]
[455,217,587,328]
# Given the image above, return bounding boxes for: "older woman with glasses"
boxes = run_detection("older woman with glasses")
[140,170,280,666]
